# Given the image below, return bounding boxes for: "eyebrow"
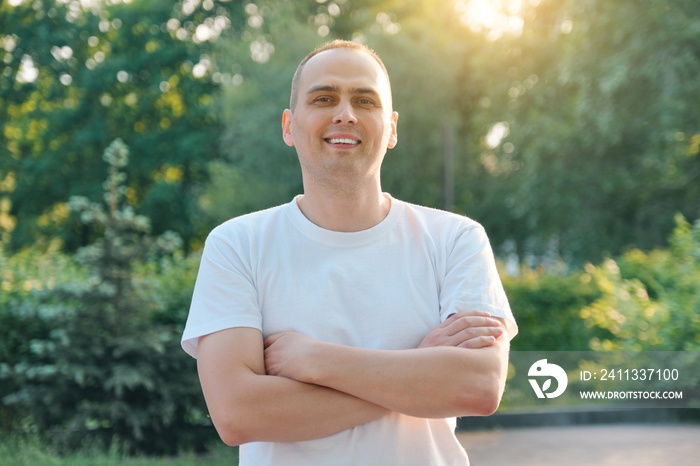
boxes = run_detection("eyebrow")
[306,85,381,99]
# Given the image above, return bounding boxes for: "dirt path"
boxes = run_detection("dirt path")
[458,424,700,465]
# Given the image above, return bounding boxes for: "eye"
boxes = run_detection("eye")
[312,96,334,104]
[356,97,376,107]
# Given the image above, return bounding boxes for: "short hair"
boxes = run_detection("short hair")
[289,39,392,111]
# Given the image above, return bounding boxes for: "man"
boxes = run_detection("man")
[181,40,518,465]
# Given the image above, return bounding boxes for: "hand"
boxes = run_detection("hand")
[264,331,317,382]
[418,310,504,349]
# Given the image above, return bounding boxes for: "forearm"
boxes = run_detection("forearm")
[312,343,507,418]
[211,373,388,445]
[266,331,509,419]
[197,328,388,446]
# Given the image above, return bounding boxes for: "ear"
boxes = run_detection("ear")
[387,111,399,149]
[282,109,294,147]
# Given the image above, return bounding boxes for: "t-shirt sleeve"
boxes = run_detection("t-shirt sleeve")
[439,224,518,339]
[181,231,262,358]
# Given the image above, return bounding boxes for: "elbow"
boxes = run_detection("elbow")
[216,426,246,447]
[469,388,502,416]
[219,430,246,448]
[473,368,505,416]
[455,355,507,416]
[213,416,254,447]
[455,377,503,417]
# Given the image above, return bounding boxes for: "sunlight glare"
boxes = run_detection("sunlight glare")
[455,0,525,41]
[485,121,509,149]
[16,55,39,83]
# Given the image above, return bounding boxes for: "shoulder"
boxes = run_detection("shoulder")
[396,198,484,234]
[208,202,291,243]
[198,202,294,264]
[391,198,492,258]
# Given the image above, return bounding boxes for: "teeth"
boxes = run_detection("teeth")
[328,138,359,145]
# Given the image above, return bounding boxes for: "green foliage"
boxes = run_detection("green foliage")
[0,141,211,455]
[0,243,89,433]
[470,0,700,263]
[503,266,603,351]
[581,215,700,351]
[0,0,241,252]
[0,249,210,456]
[134,249,203,330]
[498,214,700,352]
[0,433,236,466]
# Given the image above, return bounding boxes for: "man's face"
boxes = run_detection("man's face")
[282,48,398,187]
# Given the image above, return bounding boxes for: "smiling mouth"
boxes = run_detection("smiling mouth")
[325,138,361,146]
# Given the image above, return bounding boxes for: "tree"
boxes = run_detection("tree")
[0,0,243,252]
[1,140,211,454]
[462,0,700,263]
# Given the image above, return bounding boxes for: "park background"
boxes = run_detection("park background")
[1,0,699,463]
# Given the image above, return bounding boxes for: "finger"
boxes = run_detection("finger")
[445,316,502,336]
[263,352,278,375]
[450,325,503,345]
[457,335,497,349]
[441,310,491,328]
[263,332,284,348]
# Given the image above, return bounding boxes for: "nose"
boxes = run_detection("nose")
[333,100,357,125]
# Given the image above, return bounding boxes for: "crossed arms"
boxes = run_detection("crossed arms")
[197,310,510,446]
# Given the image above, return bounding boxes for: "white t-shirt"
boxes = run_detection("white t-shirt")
[182,195,517,466]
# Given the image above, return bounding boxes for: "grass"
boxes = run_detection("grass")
[0,435,238,466]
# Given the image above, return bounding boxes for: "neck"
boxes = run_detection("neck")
[297,182,390,232]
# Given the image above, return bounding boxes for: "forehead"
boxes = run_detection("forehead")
[299,48,390,97]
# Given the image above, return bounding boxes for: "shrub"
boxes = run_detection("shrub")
[0,245,89,433]
[0,141,213,454]
[581,215,700,351]
[502,265,603,351]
